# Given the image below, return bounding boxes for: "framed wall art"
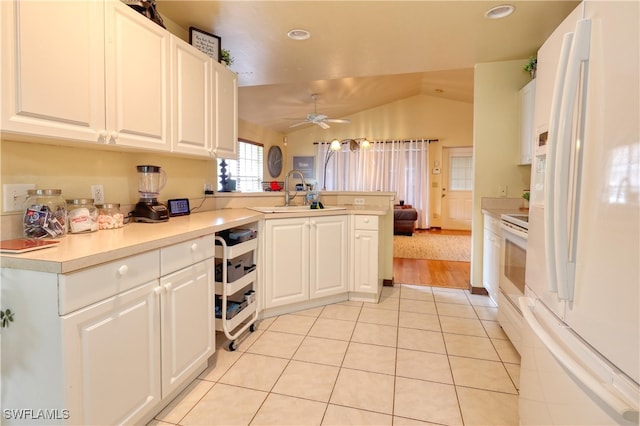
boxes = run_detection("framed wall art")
[293,156,316,179]
[189,27,221,62]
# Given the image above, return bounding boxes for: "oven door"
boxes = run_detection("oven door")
[498,222,528,353]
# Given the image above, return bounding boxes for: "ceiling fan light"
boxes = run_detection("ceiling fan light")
[287,29,310,40]
[330,139,342,151]
[485,4,515,19]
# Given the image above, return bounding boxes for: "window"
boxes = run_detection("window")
[217,140,264,192]
[449,155,473,191]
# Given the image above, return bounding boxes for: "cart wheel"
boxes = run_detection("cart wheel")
[249,324,256,332]
[229,341,237,351]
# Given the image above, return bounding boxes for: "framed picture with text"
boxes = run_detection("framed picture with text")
[293,156,316,179]
[189,27,221,62]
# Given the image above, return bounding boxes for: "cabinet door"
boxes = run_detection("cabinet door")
[353,229,379,293]
[160,258,214,398]
[482,229,501,305]
[62,281,161,425]
[310,215,348,298]
[171,36,212,157]
[264,218,309,308]
[213,63,238,159]
[519,79,536,165]
[104,0,170,150]
[0,0,105,142]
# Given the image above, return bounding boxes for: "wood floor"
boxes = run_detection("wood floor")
[393,228,471,289]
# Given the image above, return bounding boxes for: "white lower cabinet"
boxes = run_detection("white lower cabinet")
[1,236,215,425]
[159,258,215,397]
[350,215,381,301]
[482,213,502,304]
[63,281,162,425]
[264,215,348,309]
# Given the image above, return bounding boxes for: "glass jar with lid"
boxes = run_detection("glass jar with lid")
[23,189,67,238]
[66,198,98,233]
[95,203,125,230]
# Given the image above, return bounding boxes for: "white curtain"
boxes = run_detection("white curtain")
[318,139,430,228]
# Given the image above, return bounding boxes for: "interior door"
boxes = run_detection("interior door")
[441,147,473,230]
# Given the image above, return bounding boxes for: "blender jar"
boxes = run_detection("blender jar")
[137,165,167,199]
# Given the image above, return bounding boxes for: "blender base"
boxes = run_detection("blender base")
[132,201,169,222]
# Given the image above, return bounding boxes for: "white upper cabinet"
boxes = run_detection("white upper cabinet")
[213,62,238,159]
[519,79,536,165]
[0,0,106,142]
[104,0,170,151]
[1,0,233,159]
[170,36,212,157]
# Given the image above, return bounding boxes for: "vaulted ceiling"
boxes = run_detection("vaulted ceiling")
[156,1,580,134]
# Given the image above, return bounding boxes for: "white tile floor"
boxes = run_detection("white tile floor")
[149,285,520,426]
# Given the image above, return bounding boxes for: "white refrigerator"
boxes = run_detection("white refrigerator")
[519,1,639,425]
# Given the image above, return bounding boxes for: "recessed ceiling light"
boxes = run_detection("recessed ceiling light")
[287,29,310,40]
[485,4,515,19]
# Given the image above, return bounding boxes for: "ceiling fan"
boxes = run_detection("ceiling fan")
[289,94,351,129]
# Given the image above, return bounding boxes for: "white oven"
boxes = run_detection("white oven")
[497,213,528,353]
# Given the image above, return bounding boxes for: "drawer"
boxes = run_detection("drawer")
[354,215,378,230]
[59,250,160,315]
[161,235,215,276]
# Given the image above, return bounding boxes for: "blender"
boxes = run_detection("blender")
[132,165,169,222]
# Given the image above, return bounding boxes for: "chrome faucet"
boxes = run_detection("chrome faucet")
[284,169,307,206]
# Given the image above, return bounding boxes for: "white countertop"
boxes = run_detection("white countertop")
[0,205,388,274]
[0,209,262,274]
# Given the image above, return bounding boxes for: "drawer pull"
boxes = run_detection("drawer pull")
[191,243,198,252]
[117,265,129,276]
[363,218,370,223]
[355,234,361,239]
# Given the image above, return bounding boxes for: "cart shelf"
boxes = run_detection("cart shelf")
[215,269,257,296]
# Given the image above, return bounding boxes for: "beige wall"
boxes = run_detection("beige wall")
[284,94,474,226]
[470,60,532,288]
[0,122,281,211]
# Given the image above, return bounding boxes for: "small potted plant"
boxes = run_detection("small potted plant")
[523,56,537,79]
[522,190,530,209]
[220,48,234,67]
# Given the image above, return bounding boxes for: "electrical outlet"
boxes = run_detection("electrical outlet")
[91,185,105,204]
[354,198,365,205]
[3,183,36,212]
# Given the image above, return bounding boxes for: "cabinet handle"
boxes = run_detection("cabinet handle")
[109,131,119,144]
[191,243,198,252]
[164,283,172,292]
[310,220,316,226]
[99,130,108,142]
[117,265,129,276]
[363,218,369,223]
[154,287,162,296]
[356,234,361,239]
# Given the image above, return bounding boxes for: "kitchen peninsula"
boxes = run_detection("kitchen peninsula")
[0,201,389,425]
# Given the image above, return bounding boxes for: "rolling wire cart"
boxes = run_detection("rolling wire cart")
[214,232,258,351]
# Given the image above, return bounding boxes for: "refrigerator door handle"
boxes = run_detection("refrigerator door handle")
[544,31,574,293]
[519,297,639,421]
[553,19,591,302]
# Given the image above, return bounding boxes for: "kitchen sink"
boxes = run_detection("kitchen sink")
[249,205,346,213]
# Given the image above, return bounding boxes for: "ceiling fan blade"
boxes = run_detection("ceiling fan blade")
[324,118,351,124]
[316,121,330,129]
[289,121,310,128]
